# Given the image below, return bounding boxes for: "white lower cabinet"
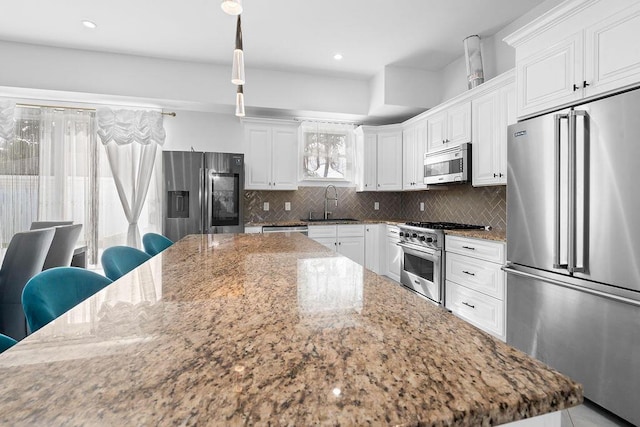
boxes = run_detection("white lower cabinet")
[308,224,365,265]
[445,235,506,341]
[382,225,401,282]
[364,224,382,274]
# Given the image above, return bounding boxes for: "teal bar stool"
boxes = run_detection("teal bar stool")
[21,267,113,333]
[101,246,151,281]
[142,233,173,256]
[0,333,17,353]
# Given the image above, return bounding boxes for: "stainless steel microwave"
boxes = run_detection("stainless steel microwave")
[423,143,471,185]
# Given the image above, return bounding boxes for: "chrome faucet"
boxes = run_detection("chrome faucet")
[324,184,338,219]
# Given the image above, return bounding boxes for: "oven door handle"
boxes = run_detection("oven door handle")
[397,242,441,258]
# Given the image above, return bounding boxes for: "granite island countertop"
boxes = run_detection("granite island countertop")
[0,233,579,426]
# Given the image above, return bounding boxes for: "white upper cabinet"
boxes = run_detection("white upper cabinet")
[355,126,402,192]
[376,131,403,191]
[244,120,298,190]
[584,3,640,98]
[426,101,471,153]
[515,33,583,118]
[506,0,640,119]
[472,73,516,187]
[403,119,428,190]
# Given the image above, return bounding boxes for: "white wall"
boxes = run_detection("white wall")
[163,111,244,153]
[0,40,370,118]
[437,0,566,104]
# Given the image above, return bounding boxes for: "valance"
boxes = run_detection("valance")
[0,100,15,145]
[96,108,165,146]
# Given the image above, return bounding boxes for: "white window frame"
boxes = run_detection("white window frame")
[298,121,355,186]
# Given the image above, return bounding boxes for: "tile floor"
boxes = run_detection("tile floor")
[561,399,635,427]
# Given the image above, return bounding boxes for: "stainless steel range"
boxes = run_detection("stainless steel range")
[398,222,488,305]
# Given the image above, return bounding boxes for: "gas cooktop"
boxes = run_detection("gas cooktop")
[404,221,489,231]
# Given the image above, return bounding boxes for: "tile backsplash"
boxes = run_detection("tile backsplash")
[401,184,506,230]
[244,187,402,223]
[245,184,506,231]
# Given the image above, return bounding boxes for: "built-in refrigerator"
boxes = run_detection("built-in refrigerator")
[505,88,640,425]
[163,151,244,242]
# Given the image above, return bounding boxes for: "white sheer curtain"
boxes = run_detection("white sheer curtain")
[96,109,165,249]
[0,104,98,263]
[37,108,97,262]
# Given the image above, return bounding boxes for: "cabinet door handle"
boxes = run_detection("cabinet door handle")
[573,83,580,91]
[499,172,504,178]
[462,270,475,276]
[338,242,342,245]
[493,173,497,178]
[583,80,590,88]
[462,301,475,309]
[462,246,476,250]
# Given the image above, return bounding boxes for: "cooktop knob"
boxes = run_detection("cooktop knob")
[399,232,404,237]
[426,237,433,243]
[412,233,418,238]
[419,236,426,241]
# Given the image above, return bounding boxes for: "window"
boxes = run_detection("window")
[301,122,354,181]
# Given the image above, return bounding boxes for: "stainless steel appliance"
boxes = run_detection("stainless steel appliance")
[505,88,640,426]
[423,143,471,185]
[163,151,244,242]
[398,221,487,304]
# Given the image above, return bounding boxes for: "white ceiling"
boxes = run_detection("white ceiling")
[1,0,545,79]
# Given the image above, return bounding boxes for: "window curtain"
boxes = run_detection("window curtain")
[96,108,165,249]
[0,100,31,261]
[36,108,98,263]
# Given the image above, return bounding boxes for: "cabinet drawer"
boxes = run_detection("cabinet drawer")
[445,235,505,263]
[308,225,336,239]
[446,280,505,340]
[446,252,505,300]
[337,224,365,237]
[387,225,400,238]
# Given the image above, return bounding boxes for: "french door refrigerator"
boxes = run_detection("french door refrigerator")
[505,87,640,426]
[163,151,244,242]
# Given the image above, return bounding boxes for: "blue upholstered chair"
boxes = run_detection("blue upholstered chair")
[22,267,113,333]
[0,228,55,340]
[142,233,173,256]
[101,246,151,281]
[0,333,17,353]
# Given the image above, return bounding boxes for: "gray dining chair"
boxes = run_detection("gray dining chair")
[0,228,55,340]
[30,221,73,230]
[41,224,83,270]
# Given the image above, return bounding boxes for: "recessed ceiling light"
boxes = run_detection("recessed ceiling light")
[82,20,97,29]
[334,53,343,60]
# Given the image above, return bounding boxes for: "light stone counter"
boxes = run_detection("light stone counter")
[0,233,580,426]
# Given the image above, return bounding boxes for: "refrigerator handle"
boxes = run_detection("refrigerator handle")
[203,168,210,234]
[503,265,640,308]
[553,113,569,269]
[568,110,587,273]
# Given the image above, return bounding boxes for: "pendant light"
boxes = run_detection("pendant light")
[231,15,245,85]
[235,85,245,117]
[221,0,242,16]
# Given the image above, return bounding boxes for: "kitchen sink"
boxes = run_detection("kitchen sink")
[303,218,360,223]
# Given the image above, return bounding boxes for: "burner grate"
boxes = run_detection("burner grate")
[405,221,488,230]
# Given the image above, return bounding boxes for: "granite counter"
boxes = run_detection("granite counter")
[0,233,579,426]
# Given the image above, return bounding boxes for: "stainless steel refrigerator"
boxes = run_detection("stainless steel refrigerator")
[163,151,244,242]
[505,88,640,425]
